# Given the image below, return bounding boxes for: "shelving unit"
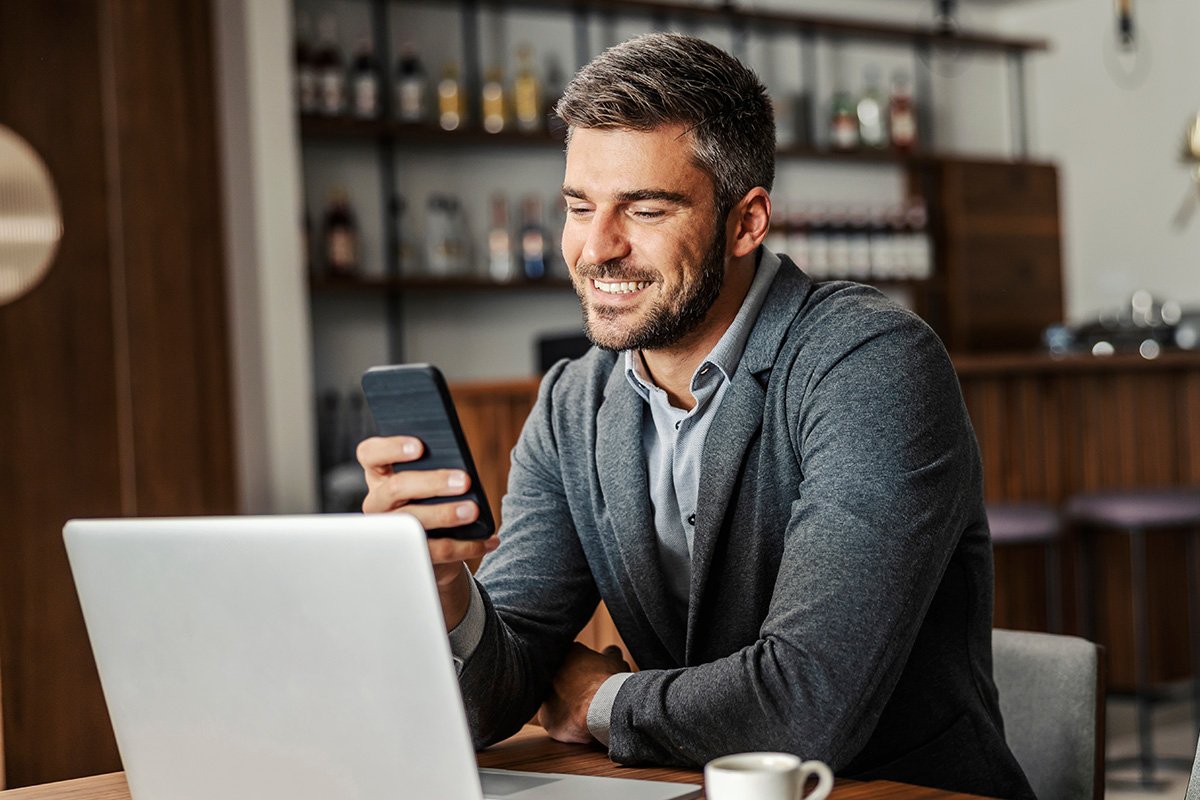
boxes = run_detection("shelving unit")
[297,0,1060,376]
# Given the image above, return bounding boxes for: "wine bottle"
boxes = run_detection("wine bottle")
[829,89,858,151]
[437,62,463,131]
[350,39,380,120]
[857,67,887,150]
[889,70,918,153]
[314,15,345,116]
[323,190,359,277]
[520,195,549,279]
[482,66,508,134]
[513,44,542,134]
[394,45,428,123]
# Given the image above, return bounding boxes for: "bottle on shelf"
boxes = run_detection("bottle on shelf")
[487,193,516,282]
[829,89,859,152]
[394,45,428,124]
[847,207,872,279]
[857,67,887,150]
[513,44,542,134]
[904,198,933,279]
[350,38,381,120]
[520,194,549,279]
[437,62,464,131]
[314,14,346,117]
[322,190,359,277]
[394,194,420,275]
[763,203,790,255]
[481,66,509,134]
[294,11,319,115]
[425,194,469,276]
[867,206,895,280]
[786,208,811,272]
[889,70,918,153]
[806,206,830,279]
[543,54,567,135]
[826,207,851,278]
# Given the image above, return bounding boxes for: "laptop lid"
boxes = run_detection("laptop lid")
[65,514,484,800]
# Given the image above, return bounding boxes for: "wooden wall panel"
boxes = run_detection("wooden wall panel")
[0,0,235,786]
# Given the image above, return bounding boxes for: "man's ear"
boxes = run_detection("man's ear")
[727,188,771,258]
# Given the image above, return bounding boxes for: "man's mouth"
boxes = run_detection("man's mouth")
[592,279,652,295]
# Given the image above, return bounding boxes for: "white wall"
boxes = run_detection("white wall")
[995,0,1200,320]
[214,0,318,513]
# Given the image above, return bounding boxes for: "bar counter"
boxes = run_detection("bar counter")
[450,350,1200,690]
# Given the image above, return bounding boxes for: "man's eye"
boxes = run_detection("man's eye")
[566,206,593,217]
[631,209,664,220]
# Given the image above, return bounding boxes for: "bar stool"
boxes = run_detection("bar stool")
[1068,487,1200,788]
[987,502,1064,633]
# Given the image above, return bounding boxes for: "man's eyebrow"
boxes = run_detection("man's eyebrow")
[560,186,691,206]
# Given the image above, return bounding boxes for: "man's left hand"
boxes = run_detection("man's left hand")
[537,643,631,744]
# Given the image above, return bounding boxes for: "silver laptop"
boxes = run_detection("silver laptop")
[64,514,700,800]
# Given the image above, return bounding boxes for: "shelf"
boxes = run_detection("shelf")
[398,0,1049,54]
[310,274,575,293]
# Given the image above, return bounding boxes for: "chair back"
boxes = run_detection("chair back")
[1186,734,1200,800]
[991,629,1105,800]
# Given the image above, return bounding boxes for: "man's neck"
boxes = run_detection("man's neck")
[638,253,756,410]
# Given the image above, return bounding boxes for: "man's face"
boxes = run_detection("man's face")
[561,125,728,353]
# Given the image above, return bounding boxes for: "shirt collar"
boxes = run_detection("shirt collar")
[624,246,783,398]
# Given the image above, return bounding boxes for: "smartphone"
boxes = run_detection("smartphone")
[361,364,495,540]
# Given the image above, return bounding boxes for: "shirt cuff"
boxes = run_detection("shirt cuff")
[586,672,633,747]
[446,567,485,676]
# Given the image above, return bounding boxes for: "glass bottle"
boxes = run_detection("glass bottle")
[350,39,380,120]
[829,89,858,151]
[294,12,319,115]
[513,44,542,133]
[487,193,515,282]
[481,66,508,134]
[889,70,918,153]
[314,14,345,116]
[520,195,549,279]
[322,190,359,277]
[437,62,463,131]
[394,45,428,124]
[857,67,887,150]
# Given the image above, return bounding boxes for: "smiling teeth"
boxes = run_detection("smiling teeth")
[594,280,650,294]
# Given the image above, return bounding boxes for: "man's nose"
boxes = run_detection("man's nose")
[581,211,632,266]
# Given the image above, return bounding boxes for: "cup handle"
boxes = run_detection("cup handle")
[797,760,834,800]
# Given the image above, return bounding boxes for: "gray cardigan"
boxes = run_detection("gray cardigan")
[460,260,1034,799]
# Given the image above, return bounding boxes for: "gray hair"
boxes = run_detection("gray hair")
[554,32,775,218]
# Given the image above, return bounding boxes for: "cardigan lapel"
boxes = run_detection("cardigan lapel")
[685,261,812,660]
[595,361,686,663]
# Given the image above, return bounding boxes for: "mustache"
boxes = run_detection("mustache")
[574,260,658,283]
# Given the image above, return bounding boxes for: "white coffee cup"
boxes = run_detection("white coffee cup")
[704,752,833,800]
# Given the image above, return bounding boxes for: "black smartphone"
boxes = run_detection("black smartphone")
[361,364,495,540]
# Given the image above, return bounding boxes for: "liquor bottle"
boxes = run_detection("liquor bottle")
[520,195,549,279]
[314,14,345,116]
[437,62,463,131]
[394,45,428,123]
[294,12,319,115]
[867,206,894,279]
[826,207,851,278]
[513,44,542,133]
[806,206,830,279]
[786,208,810,272]
[425,194,468,276]
[350,39,380,120]
[847,207,872,279]
[487,194,516,282]
[322,190,359,277]
[481,66,508,134]
[889,70,918,153]
[857,67,887,150]
[829,89,858,151]
[905,199,933,279]
[394,195,419,275]
[762,203,790,255]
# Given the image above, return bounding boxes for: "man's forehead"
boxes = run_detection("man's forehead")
[563,125,709,198]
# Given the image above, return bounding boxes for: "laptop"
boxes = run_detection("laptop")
[64,514,700,800]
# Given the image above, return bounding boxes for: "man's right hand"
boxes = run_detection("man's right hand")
[357,435,500,630]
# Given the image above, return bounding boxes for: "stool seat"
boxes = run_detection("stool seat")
[988,503,1062,545]
[1067,488,1200,530]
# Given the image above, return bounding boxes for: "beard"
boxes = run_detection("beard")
[573,224,727,353]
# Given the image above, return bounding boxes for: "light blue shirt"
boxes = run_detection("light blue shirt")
[451,248,784,746]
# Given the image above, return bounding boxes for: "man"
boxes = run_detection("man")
[358,33,1033,799]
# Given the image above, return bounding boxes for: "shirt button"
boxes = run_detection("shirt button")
[687,513,696,525]
[700,366,710,375]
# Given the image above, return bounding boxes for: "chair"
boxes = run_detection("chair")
[992,629,1105,800]
[1068,487,1200,786]
[988,503,1064,632]
[1187,733,1200,800]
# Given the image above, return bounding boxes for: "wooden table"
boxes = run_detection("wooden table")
[0,726,990,799]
